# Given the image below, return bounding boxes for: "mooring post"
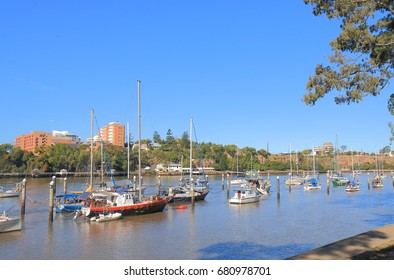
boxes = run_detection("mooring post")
[276,176,280,200]
[158,175,161,196]
[326,171,330,195]
[20,178,26,216]
[391,171,394,188]
[222,174,224,190]
[52,175,57,196]
[63,177,67,194]
[49,179,55,223]
[191,178,195,204]
[367,174,371,190]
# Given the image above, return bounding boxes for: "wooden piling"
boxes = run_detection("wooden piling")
[49,179,55,223]
[63,177,67,194]
[368,176,371,190]
[326,171,330,195]
[222,174,225,190]
[20,178,26,216]
[391,172,394,188]
[276,176,280,200]
[52,176,57,196]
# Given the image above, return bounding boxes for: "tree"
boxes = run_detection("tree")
[303,1,394,113]
[181,131,190,149]
[153,131,161,143]
[165,129,175,143]
[380,145,391,154]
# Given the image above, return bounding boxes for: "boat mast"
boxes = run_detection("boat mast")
[90,108,94,188]
[289,142,292,181]
[137,80,142,199]
[127,121,130,180]
[190,117,194,202]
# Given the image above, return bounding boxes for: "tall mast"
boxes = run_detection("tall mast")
[137,80,142,199]
[90,108,94,188]
[190,117,193,181]
[127,121,130,180]
[190,117,194,202]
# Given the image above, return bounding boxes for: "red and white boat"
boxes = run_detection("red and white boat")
[81,191,170,217]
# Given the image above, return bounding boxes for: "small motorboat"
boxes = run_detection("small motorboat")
[0,186,21,198]
[90,212,122,223]
[0,211,21,233]
[229,188,261,204]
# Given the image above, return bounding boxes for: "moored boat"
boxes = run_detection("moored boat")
[90,212,122,222]
[345,180,360,192]
[0,186,21,198]
[372,175,384,188]
[304,178,321,191]
[229,188,262,204]
[0,211,21,233]
[81,191,169,217]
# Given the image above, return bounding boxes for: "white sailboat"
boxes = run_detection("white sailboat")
[346,147,360,192]
[304,147,321,191]
[285,143,303,186]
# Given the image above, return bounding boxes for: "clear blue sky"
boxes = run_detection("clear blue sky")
[0,0,392,154]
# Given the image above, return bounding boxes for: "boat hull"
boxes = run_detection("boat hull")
[170,191,208,203]
[83,198,168,217]
[0,192,20,198]
[0,218,21,233]
[229,196,261,204]
[332,179,349,187]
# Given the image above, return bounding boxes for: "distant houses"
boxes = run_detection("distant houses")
[154,163,215,174]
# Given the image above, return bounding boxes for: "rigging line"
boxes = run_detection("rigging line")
[94,115,117,188]
[192,121,206,181]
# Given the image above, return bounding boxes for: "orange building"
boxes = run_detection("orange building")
[98,122,125,147]
[15,131,52,152]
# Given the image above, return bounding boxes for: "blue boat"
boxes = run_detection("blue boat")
[54,192,91,213]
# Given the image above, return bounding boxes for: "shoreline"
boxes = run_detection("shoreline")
[287,224,394,260]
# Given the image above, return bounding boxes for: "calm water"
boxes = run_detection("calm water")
[1,174,394,260]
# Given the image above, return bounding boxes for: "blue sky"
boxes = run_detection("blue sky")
[0,0,392,154]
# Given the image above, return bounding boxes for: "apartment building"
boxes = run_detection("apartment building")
[52,130,81,145]
[15,131,52,152]
[98,122,125,147]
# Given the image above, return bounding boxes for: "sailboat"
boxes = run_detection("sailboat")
[330,136,350,187]
[345,147,360,192]
[165,117,209,203]
[54,109,95,213]
[372,152,384,188]
[81,80,169,217]
[304,147,321,191]
[285,143,304,186]
[230,148,247,185]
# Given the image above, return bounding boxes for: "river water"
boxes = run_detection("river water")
[1,174,394,260]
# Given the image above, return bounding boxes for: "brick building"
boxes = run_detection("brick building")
[98,122,125,147]
[15,131,52,152]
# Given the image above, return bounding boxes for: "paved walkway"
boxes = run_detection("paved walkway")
[287,224,394,260]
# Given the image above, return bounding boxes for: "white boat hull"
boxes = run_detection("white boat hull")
[0,217,21,233]
[90,212,122,222]
[229,188,261,204]
[229,196,261,204]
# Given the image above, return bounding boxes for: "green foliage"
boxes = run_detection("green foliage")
[303,0,394,110]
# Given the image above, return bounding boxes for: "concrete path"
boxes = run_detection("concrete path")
[287,224,394,260]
